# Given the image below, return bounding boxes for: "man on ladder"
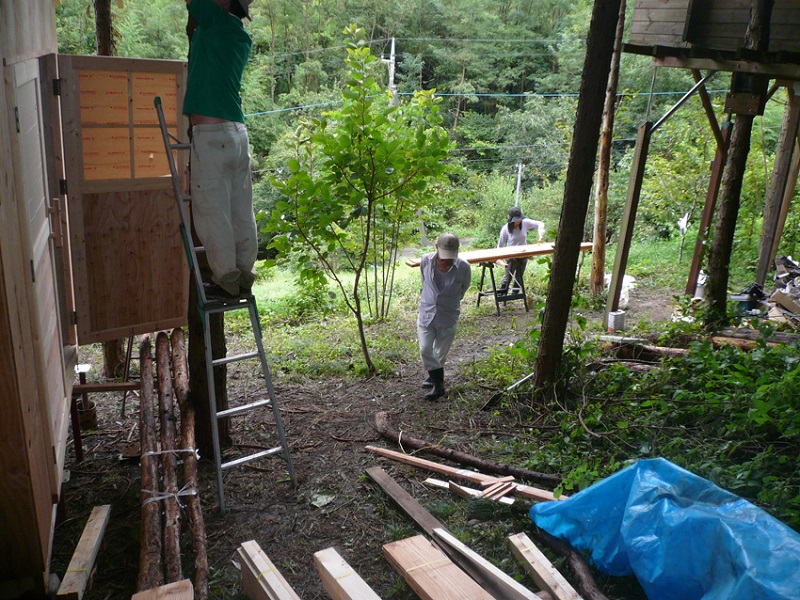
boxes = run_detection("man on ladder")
[183,0,256,302]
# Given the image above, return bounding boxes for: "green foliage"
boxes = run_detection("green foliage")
[265,25,454,372]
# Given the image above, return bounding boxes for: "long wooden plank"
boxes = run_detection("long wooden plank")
[365,446,561,502]
[383,535,493,600]
[432,528,540,600]
[237,540,301,600]
[405,242,592,268]
[509,533,583,600]
[365,466,446,537]
[57,505,112,600]
[313,547,382,600]
[73,381,141,394]
[131,580,194,599]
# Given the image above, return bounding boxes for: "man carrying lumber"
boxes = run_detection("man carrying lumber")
[497,206,544,295]
[183,0,257,302]
[417,233,472,400]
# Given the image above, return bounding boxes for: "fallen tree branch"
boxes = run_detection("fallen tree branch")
[373,412,561,487]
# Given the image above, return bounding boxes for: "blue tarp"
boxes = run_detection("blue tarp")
[529,458,800,600]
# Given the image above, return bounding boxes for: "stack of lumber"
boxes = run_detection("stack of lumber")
[138,330,208,599]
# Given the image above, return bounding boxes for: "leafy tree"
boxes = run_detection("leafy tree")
[266,24,453,373]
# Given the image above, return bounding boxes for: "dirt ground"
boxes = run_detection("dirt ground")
[51,288,676,600]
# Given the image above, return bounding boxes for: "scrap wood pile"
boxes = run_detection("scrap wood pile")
[138,329,208,600]
[230,411,601,600]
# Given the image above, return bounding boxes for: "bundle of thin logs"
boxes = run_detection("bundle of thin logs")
[138,329,209,599]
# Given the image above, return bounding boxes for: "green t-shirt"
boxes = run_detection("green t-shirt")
[183,0,252,123]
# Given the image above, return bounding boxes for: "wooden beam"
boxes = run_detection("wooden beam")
[406,242,592,268]
[365,446,562,502]
[685,122,731,296]
[606,122,652,319]
[365,466,447,537]
[313,547,382,600]
[508,533,583,600]
[432,528,541,600]
[56,505,112,600]
[237,540,301,600]
[383,535,493,600]
[72,381,140,394]
[131,580,194,599]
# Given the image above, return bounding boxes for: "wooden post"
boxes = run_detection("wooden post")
[756,83,800,285]
[605,122,652,319]
[590,0,626,297]
[171,328,209,600]
[138,335,164,591]
[156,332,181,584]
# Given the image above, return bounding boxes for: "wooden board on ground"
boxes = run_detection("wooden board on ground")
[366,446,561,502]
[131,579,194,599]
[383,535,493,600]
[405,242,593,268]
[509,533,583,600]
[365,466,447,537]
[237,540,301,600]
[432,528,541,600]
[313,547,382,600]
[57,505,112,600]
[425,478,515,505]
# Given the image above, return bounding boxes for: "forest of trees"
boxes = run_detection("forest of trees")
[55,0,794,268]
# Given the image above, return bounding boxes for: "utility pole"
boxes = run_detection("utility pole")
[383,37,399,106]
[514,163,523,207]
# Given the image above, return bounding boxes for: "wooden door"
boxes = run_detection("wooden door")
[57,55,189,344]
[0,56,66,586]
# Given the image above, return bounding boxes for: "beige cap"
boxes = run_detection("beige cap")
[436,232,460,259]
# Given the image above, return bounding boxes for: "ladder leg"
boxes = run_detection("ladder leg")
[247,301,297,487]
[203,310,227,513]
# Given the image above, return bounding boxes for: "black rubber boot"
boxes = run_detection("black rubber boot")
[423,368,445,400]
[421,375,434,389]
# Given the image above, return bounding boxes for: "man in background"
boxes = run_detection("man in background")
[417,233,472,400]
[497,206,544,295]
[184,0,257,301]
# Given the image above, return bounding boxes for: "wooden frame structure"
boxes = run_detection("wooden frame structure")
[1,2,188,595]
[606,0,800,317]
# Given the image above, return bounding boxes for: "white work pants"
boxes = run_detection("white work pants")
[190,122,257,295]
[417,323,458,371]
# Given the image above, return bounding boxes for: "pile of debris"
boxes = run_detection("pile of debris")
[728,256,800,326]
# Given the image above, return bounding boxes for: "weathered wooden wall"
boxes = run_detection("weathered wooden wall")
[629,0,800,53]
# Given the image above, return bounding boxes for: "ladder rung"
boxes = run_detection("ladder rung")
[217,398,272,419]
[212,351,260,367]
[170,142,191,151]
[221,447,282,470]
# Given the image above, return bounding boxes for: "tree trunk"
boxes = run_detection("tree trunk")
[707,0,775,322]
[138,335,164,591]
[171,329,209,600]
[156,332,181,584]
[591,0,626,296]
[93,0,114,56]
[534,0,622,390]
[101,338,125,378]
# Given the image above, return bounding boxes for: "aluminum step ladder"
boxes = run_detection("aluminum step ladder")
[154,96,296,512]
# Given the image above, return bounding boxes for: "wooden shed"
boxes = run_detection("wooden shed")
[0,2,188,596]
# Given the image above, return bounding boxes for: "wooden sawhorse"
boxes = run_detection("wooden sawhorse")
[476,261,529,316]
